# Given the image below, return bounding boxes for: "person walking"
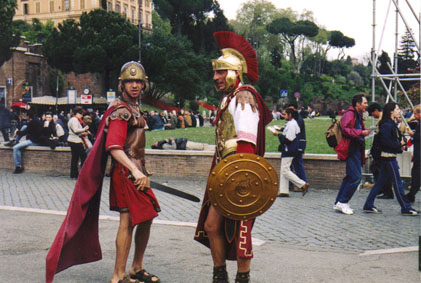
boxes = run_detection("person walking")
[287,103,307,192]
[274,108,309,197]
[405,104,420,203]
[46,61,161,283]
[363,102,418,215]
[194,31,272,283]
[334,93,372,215]
[367,103,394,199]
[0,101,11,142]
[67,107,89,179]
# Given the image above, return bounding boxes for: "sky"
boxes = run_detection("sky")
[218,0,420,62]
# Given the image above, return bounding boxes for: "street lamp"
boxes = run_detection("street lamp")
[138,0,143,63]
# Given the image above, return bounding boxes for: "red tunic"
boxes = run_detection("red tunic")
[106,118,160,225]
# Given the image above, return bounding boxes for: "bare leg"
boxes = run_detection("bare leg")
[204,205,226,267]
[129,219,152,274]
[111,212,133,283]
[237,258,251,273]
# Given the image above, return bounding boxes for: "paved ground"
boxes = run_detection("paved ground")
[0,169,420,282]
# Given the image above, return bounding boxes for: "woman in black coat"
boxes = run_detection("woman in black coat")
[363,102,418,215]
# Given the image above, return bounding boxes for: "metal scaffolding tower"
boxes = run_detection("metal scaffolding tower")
[370,0,420,110]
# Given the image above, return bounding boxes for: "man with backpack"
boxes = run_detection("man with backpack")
[333,94,372,214]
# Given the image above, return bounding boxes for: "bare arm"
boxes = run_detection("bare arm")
[109,149,148,191]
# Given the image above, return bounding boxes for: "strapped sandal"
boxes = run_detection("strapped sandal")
[130,269,160,283]
[117,275,141,283]
[235,271,250,283]
[213,265,229,283]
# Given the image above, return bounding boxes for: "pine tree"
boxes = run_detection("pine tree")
[397,29,418,61]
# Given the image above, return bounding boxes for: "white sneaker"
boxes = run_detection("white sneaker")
[335,202,354,215]
[344,203,355,213]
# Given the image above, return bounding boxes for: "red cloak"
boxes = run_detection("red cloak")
[45,103,159,283]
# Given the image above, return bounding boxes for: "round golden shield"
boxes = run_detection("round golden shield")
[207,153,278,220]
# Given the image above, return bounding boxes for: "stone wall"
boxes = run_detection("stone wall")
[0,146,346,190]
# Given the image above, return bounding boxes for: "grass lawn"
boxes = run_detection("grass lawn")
[145,117,346,154]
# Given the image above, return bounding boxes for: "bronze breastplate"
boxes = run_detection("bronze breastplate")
[215,96,237,161]
[124,105,146,162]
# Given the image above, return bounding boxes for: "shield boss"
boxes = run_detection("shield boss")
[207,153,278,220]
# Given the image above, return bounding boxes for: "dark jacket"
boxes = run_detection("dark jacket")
[296,114,306,152]
[149,115,164,130]
[152,138,188,150]
[379,118,403,155]
[0,105,11,129]
[413,121,420,162]
[39,121,58,149]
[20,117,43,144]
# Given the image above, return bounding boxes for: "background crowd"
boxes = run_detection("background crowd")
[0,96,419,210]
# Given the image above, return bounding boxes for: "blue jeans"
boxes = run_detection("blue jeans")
[15,125,27,142]
[364,158,413,212]
[335,150,362,204]
[292,152,307,182]
[13,139,38,167]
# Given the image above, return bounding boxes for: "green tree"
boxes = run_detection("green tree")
[0,0,19,66]
[43,10,138,89]
[153,0,229,54]
[231,0,278,50]
[141,29,209,101]
[12,18,55,43]
[328,30,355,60]
[267,17,318,72]
[397,30,419,90]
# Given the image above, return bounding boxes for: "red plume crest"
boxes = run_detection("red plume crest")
[213,31,259,84]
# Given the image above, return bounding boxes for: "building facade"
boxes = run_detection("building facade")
[0,38,107,108]
[13,0,152,30]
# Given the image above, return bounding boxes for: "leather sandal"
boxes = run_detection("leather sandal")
[235,271,250,283]
[301,183,309,196]
[116,275,141,283]
[213,265,229,283]
[130,269,160,283]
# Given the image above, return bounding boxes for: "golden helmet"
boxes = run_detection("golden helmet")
[119,61,148,82]
[212,31,259,92]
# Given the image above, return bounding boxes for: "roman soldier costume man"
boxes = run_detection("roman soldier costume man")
[194,31,272,283]
[46,61,161,283]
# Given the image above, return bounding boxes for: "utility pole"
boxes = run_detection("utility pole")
[138,0,143,63]
[55,74,59,113]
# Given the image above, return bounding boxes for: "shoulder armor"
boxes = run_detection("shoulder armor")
[106,105,132,127]
[111,106,132,121]
[234,87,257,112]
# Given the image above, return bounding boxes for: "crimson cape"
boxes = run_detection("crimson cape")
[194,85,272,259]
[44,102,161,283]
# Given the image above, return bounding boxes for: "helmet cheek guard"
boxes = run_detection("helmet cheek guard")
[212,48,246,92]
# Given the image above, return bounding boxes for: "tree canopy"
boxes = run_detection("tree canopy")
[0,0,19,66]
[267,17,319,71]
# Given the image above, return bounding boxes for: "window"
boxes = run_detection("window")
[131,7,135,23]
[63,0,70,11]
[145,12,149,25]
[115,2,121,13]
[107,1,112,11]
[23,3,29,14]
[35,2,40,13]
[123,5,128,17]
[80,0,85,9]
[50,1,54,12]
